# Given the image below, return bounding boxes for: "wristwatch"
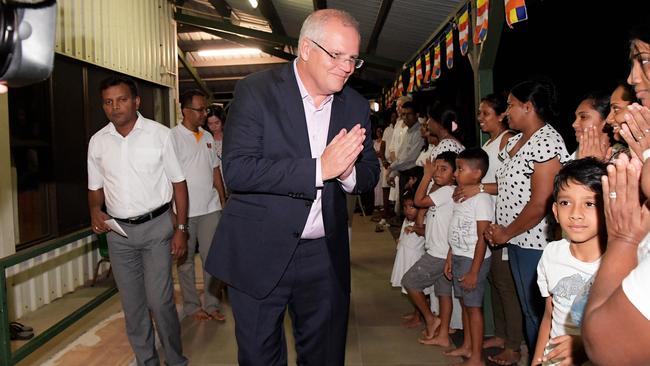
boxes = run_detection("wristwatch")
[175,224,189,233]
[478,183,485,193]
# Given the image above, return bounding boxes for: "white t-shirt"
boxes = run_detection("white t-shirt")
[448,193,494,259]
[623,232,650,320]
[425,185,455,259]
[537,239,601,338]
[170,124,221,217]
[87,113,185,219]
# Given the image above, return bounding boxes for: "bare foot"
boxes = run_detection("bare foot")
[191,309,211,321]
[419,332,452,347]
[402,315,422,328]
[420,316,441,339]
[444,347,472,358]
[208,309,226,322]
[487,348,521,365]
[482,336,505,349]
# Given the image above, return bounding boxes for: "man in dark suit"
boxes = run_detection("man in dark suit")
[205,9,379,366]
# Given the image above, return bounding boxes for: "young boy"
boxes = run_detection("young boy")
[402,151,457,345]
[532,158,607,366]
[445,148,493,366]
[390,195,426,295]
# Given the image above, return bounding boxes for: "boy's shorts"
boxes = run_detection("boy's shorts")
[401,253,452,297]
[451,254,491,307]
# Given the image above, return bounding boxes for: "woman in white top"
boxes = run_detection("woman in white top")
[484,80,570,358]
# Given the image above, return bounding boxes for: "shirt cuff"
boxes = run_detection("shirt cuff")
[316,157,323,188]
[337,167,356,193]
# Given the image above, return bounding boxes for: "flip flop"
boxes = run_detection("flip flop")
[10,324,33,340]
[10,321,33,332]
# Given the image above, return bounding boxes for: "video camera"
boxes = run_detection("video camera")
[0,0,56,87]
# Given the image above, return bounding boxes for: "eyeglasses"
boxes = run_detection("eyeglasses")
[184,106,208,114]
[310,39,364,69]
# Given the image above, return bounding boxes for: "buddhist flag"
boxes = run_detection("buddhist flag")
[423,49,432,83]
[407,65,415,92]
[397,72,404,97]
[415,56,423,88]
[474,0,489,44]
[445,25,454,69]
[433,41,441,80]
[458,5,469,55]
[505,0,527,28]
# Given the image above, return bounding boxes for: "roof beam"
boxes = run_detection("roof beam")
[175,12,402,72]
[207,0,231,18]
[199,28,296,61]
[179,56,286,68]
[257,0,287,37]
[177,46,211,96]
[313,0,327,10]
[366,0,394,54]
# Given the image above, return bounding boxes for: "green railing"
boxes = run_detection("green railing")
[0,229,118,365]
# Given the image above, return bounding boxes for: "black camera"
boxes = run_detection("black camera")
[0,0,56,87]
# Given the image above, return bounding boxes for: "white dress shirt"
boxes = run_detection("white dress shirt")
[293,61,356,239]
[87,112,185,219]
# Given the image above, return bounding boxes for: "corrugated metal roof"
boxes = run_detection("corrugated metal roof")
[327,0,382,52]
[271,0,313,39]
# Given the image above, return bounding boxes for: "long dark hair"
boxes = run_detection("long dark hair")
[510,79,559,122]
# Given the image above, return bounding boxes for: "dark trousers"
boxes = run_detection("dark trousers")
[508,245,544,354]
[488,247,524,350]
[228,238,350,366]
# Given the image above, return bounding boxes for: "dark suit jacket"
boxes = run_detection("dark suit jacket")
[205,62,379,299]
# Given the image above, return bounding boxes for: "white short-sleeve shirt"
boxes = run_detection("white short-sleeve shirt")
[448,193,494,259]
[537,239,601,338]
[87,113,185,219]
[623,232,650,320]
[170,124,222,217]
[425,185,455,259]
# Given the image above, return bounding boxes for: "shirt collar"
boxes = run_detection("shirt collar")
[293,60,333,109]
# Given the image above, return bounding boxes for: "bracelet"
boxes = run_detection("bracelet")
[643,149,650,163]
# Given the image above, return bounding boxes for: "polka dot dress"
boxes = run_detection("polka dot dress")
[430,138,465,160]
[495,124,569,250]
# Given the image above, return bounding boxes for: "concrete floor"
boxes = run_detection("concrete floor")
[16,214,465,365]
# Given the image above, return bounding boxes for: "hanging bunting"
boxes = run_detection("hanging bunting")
[423,49,432,83]
[458,5,470,55]
[397,74,404,96]
[407,65,415,92]
[415,56,423,88]
[445,25,454,69]
[433,41,441,80]
[474,0,489,44]
[504,0,528,28]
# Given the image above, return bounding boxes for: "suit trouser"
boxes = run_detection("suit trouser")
[177,210,222,316]
[107,210,187,366]
[488,247,524,350]
[228,237,350,366]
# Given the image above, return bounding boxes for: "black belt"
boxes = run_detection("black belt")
[114,203,170,225]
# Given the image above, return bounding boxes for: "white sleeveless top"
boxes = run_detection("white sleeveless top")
[481,130,510,184]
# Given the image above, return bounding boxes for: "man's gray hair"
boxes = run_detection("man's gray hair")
[298,9,360,47]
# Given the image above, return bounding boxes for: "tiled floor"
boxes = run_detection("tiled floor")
[17,214,464,365]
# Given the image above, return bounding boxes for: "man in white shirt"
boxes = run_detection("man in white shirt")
[170,89,227,321]
[88,76,188,366]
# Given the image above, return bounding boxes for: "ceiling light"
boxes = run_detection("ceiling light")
[197,48,262,57]
[248,0,258,8]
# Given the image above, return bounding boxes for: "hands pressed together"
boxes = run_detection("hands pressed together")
[321,124,366,181]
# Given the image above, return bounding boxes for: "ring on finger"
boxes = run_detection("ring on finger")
[609,191,617,199]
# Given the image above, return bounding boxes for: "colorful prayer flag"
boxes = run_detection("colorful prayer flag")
[504,0,527,28]
[445,25,454,69]
[433,41,441,80]
[424,49,432,82]
[474,0,489,44]
[397,74,404,96]
[415,56,423,88]
[407,65,415,92]
[458,5,469,55]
